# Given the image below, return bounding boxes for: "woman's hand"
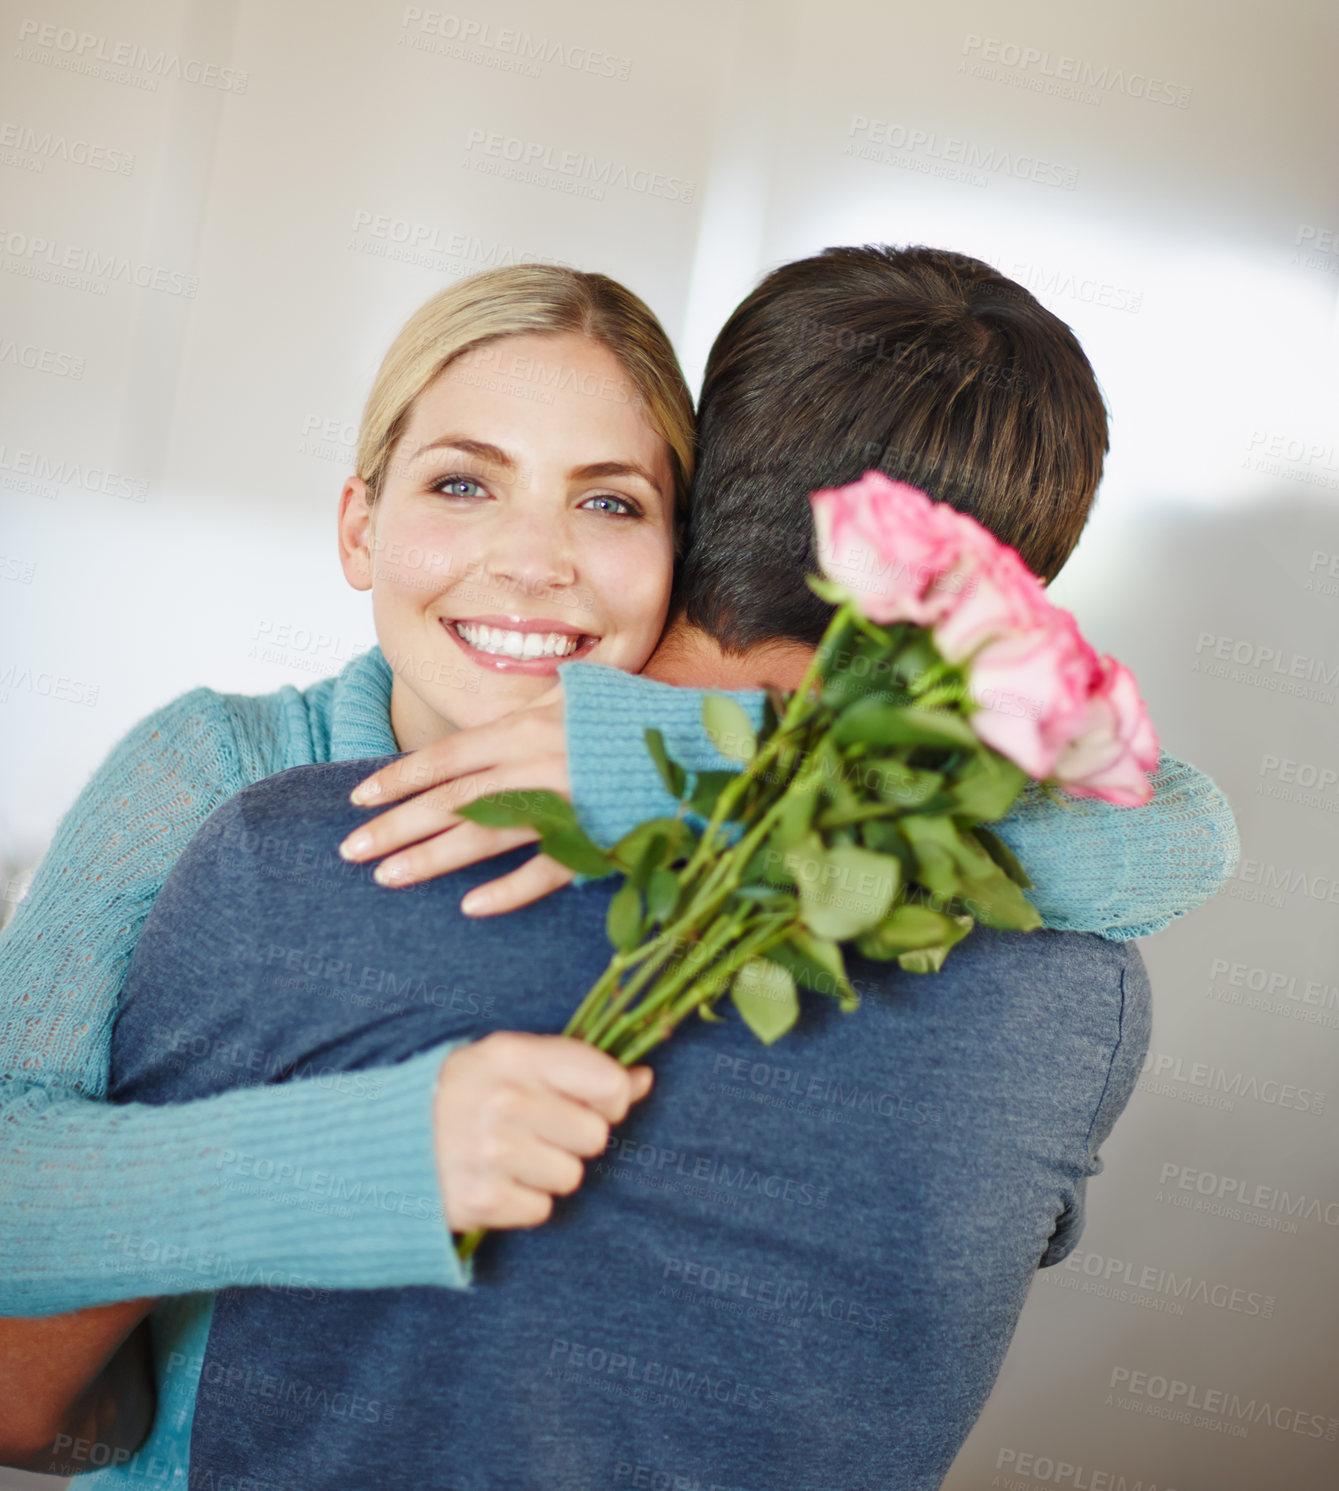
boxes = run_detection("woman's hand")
[339,683,575,916]
[432,1033,653,1234]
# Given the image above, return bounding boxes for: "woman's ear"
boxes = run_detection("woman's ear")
[338,476,374,591]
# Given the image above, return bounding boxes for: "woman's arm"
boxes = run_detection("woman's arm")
[557,664,1240,938]
[0,692,469,1315]
[334,660,1238,935]
[0,1300,155,1474]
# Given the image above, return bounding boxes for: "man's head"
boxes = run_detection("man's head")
[677,244,1109,653]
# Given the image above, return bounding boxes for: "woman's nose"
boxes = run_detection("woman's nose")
[479,503,578,601]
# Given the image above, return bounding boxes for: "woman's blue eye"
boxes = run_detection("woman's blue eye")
[435,476,486,498]
[582,493,637,516]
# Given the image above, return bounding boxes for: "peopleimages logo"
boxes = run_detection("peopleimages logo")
[1157,1161,1339,1230]
[1053,1247,1274,1318]
[1109,1366,1339,1441]
[661,1255,892,1333]
[0,226,198,297]
[960,34,1192,108]
[15,18,248,92]
[0,338,85,378]
[0,120,134,173]
[846,115,1077,191]
[399,7,632,80]
[1139,1049,1325,1115]
[462,128,695,203]
[1207,956,1339,1027]
[995,1447,1179,1489]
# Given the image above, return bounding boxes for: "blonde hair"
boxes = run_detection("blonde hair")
[356,265,695,528]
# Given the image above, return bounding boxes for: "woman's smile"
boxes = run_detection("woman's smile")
[444,614,602,673]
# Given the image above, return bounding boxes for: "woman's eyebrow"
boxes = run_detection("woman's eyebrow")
[408,436,515,468]
[571,460,659,489]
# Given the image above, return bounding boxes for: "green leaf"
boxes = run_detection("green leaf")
[645,867,681,922]
[860,818,916,868]
[956,871,1043,931]
[730,958,800,1045]
[948,751,1028,821]
[767,931,857,1008]
[611,817,685,878]
[822,672,896,711]
[897,945,952,974]
[772,778,818,849]
[805,574,854,607]
[631,834,667,890]
[608,817,688,870]
[888,632,941,682]
[644,728,687,799]
[702,695,758,762]
[973,825,1033,888]
[787,838,901,940]
[819,629,907,709]
[947,825,1005,879]
[900,815,997,890]
[457,789,576,833]
[686,769,738,817]
[890,912,974,973]
[834,701,978,750]
[867,760,943,808]
[538,826,614,878]
[606,881,644,951]
[856,903,964,957]
[894,818,961,898]
[750,838,795,889]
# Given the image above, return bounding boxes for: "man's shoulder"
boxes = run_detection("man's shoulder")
[186,755,400,857]
[223,755,401,825]
[141,757,402,930]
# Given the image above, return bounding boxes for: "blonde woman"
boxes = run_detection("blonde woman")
[0,265,693,1472]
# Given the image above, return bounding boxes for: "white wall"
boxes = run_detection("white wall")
[2,1,1337,1486]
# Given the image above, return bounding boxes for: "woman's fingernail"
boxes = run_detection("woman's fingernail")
[340,831,373,860]
[350,780,381,805]
[460,888,490,917]
[374,861,408,887]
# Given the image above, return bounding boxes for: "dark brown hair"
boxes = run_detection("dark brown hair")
[678,244,1110,650]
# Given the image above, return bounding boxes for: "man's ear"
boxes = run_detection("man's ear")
[338,476,374,592]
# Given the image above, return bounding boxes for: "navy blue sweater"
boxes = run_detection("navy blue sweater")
[111,757,1151,1491]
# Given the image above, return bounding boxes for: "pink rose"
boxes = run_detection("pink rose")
[811,472,995,625]
[808,470,1160,805]
[1050,656,1161,806]
[930,541,1052,667]
[965,609,1100,779]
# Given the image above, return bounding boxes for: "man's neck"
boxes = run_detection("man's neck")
[641,618,814,692]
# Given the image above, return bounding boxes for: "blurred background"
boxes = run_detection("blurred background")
[2,0,1337,1485]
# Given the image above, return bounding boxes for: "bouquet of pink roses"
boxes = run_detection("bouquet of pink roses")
[454,472,1159,1259]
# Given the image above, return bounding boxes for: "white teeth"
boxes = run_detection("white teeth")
[453,621,583,660]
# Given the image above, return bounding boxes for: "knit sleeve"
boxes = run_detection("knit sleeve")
[992,753,1240,940]
[561,662,1239,939]
[562,662,763,846]
[0,692,467,1315]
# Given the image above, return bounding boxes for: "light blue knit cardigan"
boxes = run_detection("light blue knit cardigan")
[0,646,1238,1487]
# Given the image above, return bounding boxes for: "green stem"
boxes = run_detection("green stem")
[455,604,865,1268]
[611,914,794,1064]
[578,935,682,1046]
[596,911,745,1052]
[455,1226,485,1262]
